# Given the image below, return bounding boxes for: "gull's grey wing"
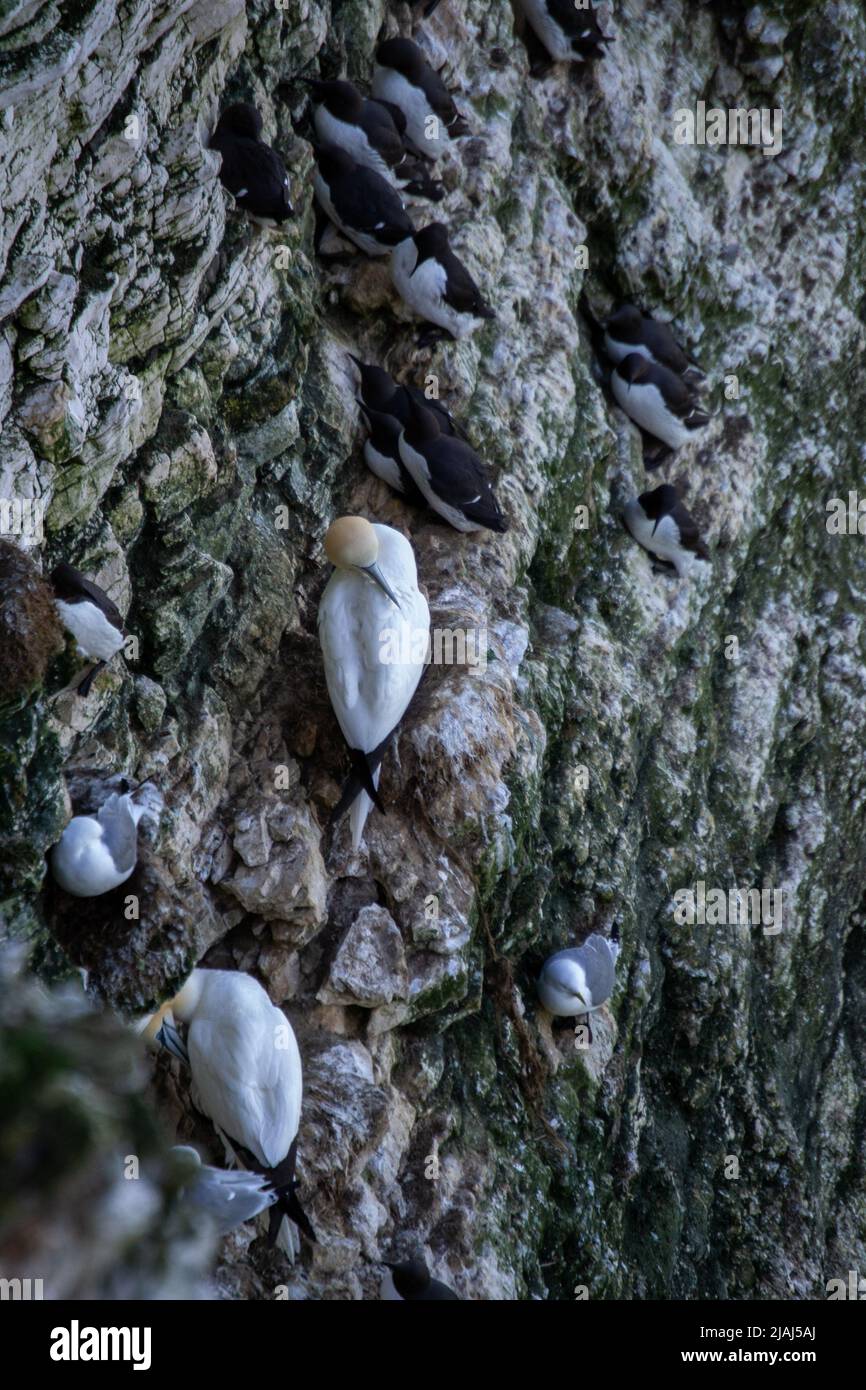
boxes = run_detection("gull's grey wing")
[579,934,617,1007]
[184,1165,278,1235]
[97,794,138,874]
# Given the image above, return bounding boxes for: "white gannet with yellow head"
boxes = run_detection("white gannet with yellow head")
[318,516,429,850]
[142,968,314,1258]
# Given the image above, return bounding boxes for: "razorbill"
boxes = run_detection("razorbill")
[312,142,415,256]
[210,102,293,227]
[391,223,495,341]
[349,355,464,438]
[381,1257,461,1300]
[611,354,711,451]
[518,0,613,64]
[358,402,427,507]
[604,304,705,383]
[372,38,469,159]
[398,396,508,533]
[49,789,148,897]
[306,79,443,200]
[51,561,126,697]
[538,934,620,1041]
[319,518,429,849]
[623,484,710,578]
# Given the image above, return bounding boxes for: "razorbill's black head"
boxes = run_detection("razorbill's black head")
[605,304,705,382]
[382,1258,460,1301]
[518,0,614,65]
[623,483,710,579]
[349,355,464,438]
[611,354,711,452]
[305,78,443,200]
[372,37,469,160]
[312,141,415,256]
[391,222,496,343]
[210,102,293,227]
[399,395,508,533]
[307,80,402,181]
[51,561,126,697]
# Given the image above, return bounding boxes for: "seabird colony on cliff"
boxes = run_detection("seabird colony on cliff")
[35,1,720,1298]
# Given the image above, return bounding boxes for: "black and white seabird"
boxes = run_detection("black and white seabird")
[399,396,508,533]
[381,1257,461,1301]
[372,38,469,159]
[604,304,705,383]
[312,142,415,256]
[518,0,613,65]
[49,789,148,897]
[210,102,293,227]
[538,934,620,1042]
[358,402,427,507]
[305,79,443,200]
[350,355,464,438]
[623,483,710,579]
[611,354,711,451]
[391,222,495,342]
[51,561,126,697]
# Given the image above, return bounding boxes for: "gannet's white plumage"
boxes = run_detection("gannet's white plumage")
[151,968,310,1258]
[318,517,429,850]
[537,934,620,1017]
[49,792,146,897]
[171,1146,278,1235]
[174,969,301,1168]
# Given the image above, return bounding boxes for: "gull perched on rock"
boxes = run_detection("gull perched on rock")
[170,1146,278,1236]
[537,933,620,1041]
[49,787,151,897]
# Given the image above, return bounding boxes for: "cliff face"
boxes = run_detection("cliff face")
[1,0,865,1301]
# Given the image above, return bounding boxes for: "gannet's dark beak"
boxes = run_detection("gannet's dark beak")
[360,562,400,609]
[157,1020,189,1064]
